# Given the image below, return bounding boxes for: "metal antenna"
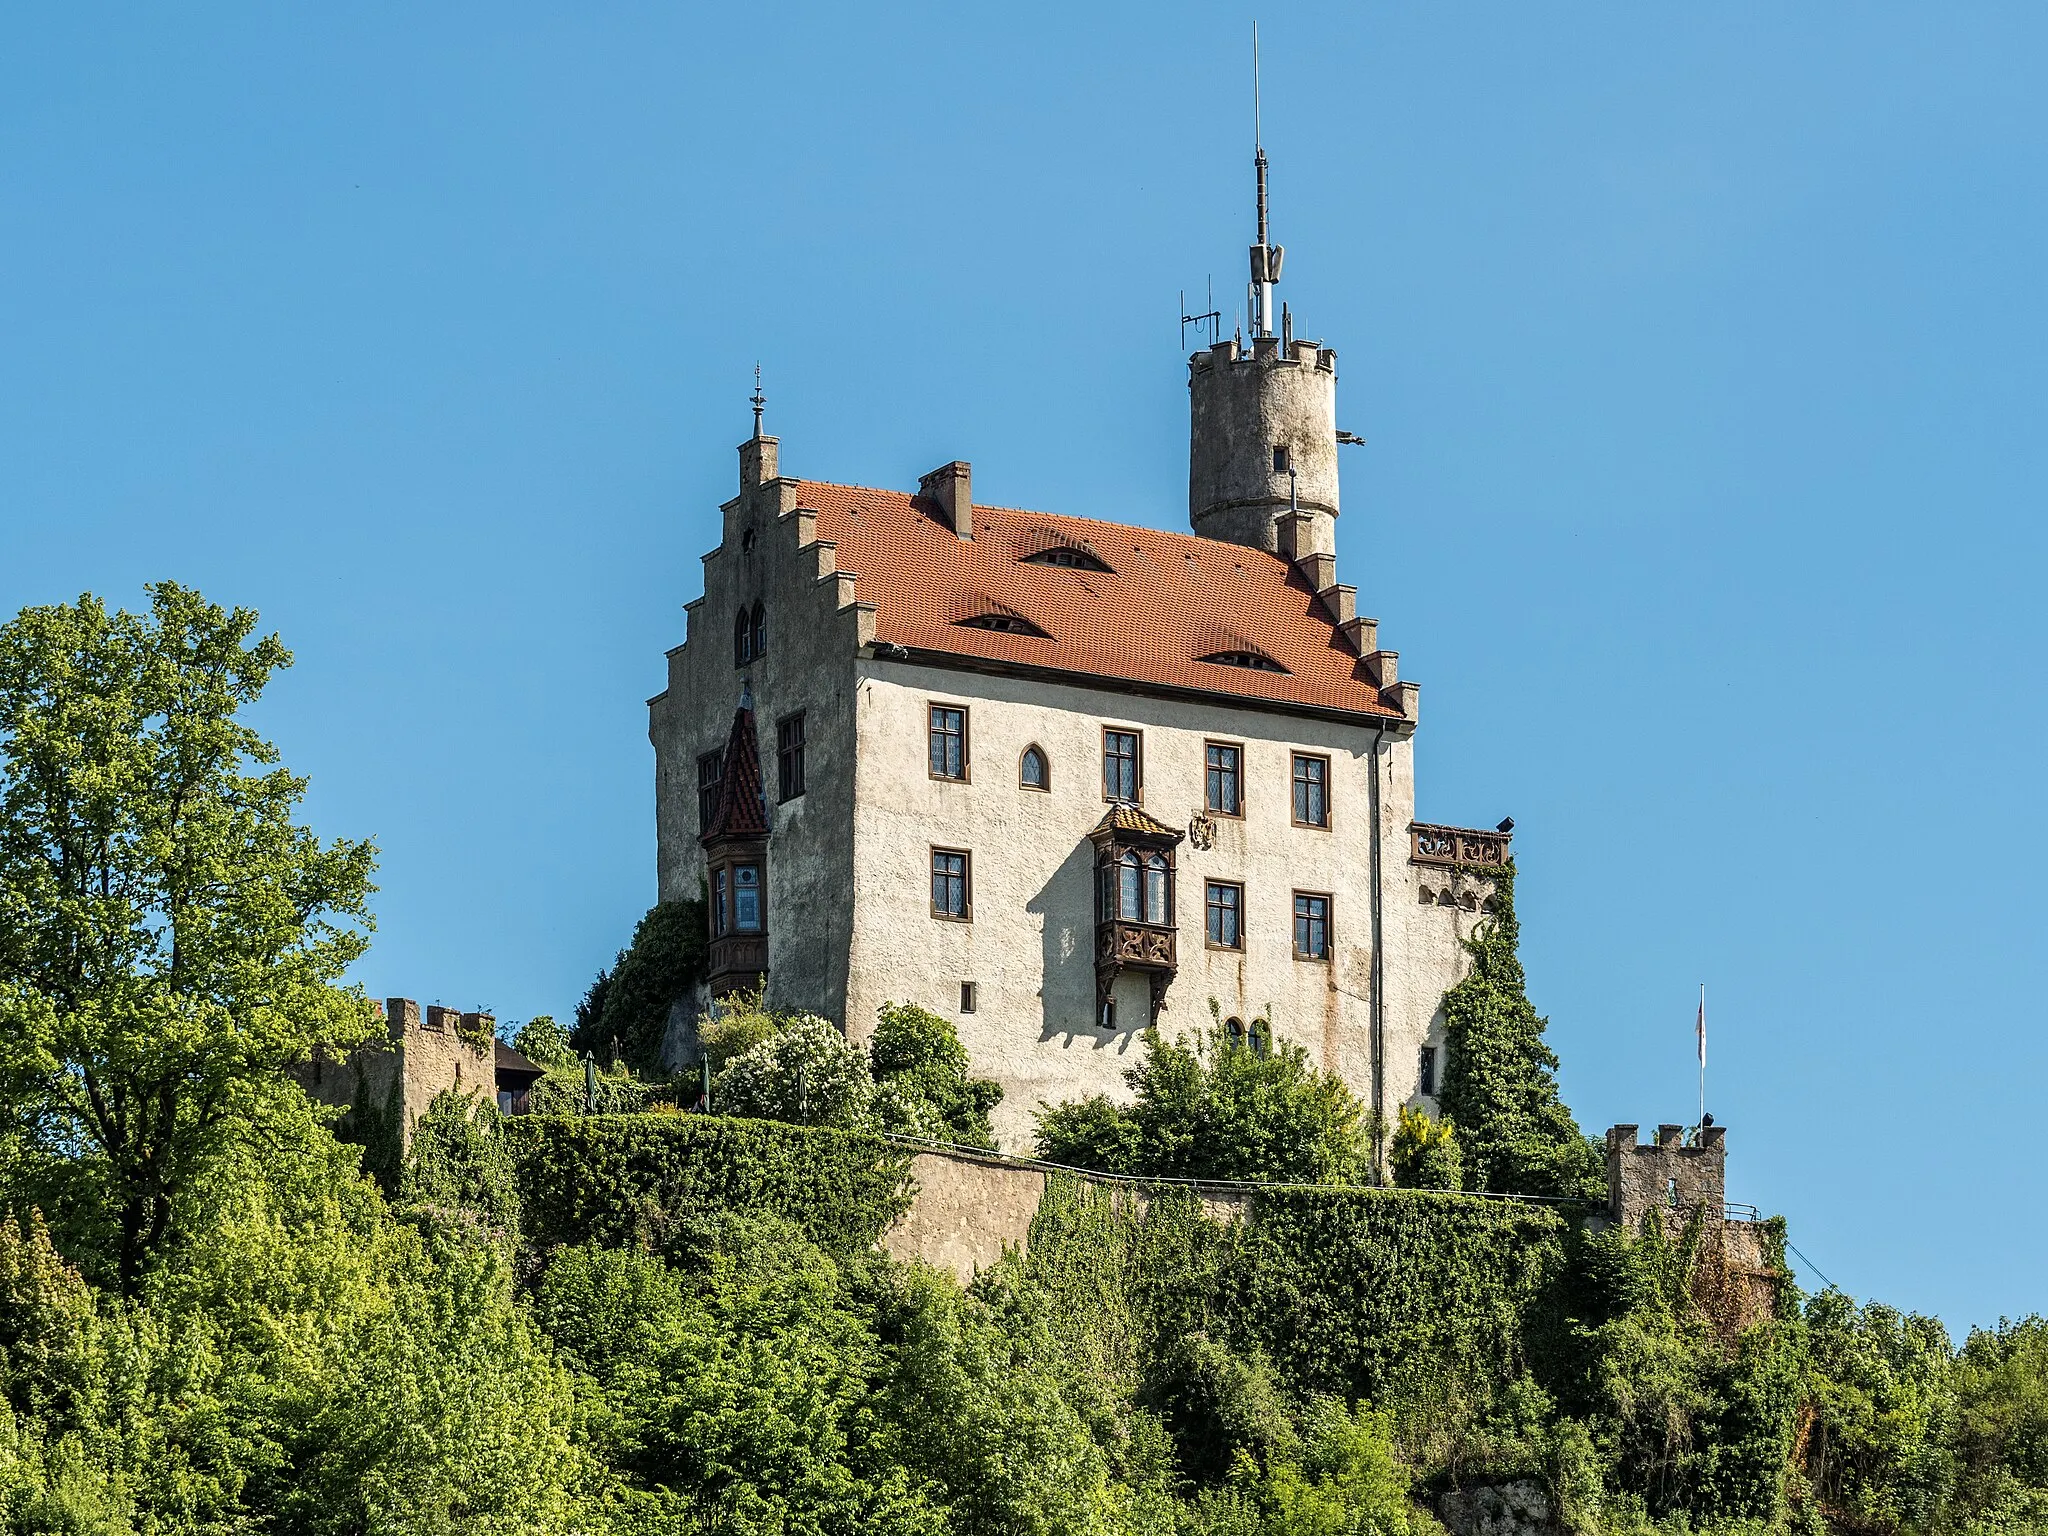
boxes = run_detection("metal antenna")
[1248,22,1282,337]
[1180,276,1221,349]
[749,363,766,439]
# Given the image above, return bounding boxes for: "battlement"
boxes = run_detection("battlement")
[1188,336,1338,376]
[381,997,495,1048]
[1606,1121,1727,1234]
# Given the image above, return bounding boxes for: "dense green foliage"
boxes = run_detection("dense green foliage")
[0,584,377,1294]
[1389,1108,1464,1193]
[1435,869,1604,1202]
[1032,1030,1372,1185]
[572,899,707,1073]
[507,1111,916,1255]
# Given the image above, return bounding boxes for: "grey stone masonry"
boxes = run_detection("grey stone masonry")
[1188,336,1338,554]
[1606,1122,1726,1235]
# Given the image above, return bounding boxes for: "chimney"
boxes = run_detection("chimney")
[919,461,973,540]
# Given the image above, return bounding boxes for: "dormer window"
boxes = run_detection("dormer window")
[1021,544,1113,574]
[956,611,1051,639]
[1198,649,1288,674]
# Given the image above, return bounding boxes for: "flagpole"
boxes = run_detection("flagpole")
[1697,983,1706,1132]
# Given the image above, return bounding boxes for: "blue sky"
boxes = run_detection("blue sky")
[4,3,2043,1330]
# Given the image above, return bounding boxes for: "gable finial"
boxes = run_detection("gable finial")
[749,363,766,440]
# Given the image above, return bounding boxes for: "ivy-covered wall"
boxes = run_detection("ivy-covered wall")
[505,1112,915,1254]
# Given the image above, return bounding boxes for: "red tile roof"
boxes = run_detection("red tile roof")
[796,483,1399,720]
[702,704,769,844]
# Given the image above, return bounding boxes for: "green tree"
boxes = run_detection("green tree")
[869,1002,1003,1149]
[1433,869,1600,1200]
[511,1014,575,1070]
[573,900,706,1073]
[1034,1029,1370,1185]
[1388,1108,1462,1193]
[0,585,376,1292]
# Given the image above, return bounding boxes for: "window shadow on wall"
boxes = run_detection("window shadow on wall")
[1025,838,1139,1056]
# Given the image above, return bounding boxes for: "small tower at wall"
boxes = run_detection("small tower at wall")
[1188,129,1341,561]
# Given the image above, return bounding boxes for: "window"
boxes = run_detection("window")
[733,608,753,666]
[1226,1016,1245,1048]
[957,611,1051,638]
[1103,729,1141,802]
[1206,881,1243,949]
[712,867,729,935]
[1099,996,1117,1031]
[1293,892,1331,960]
[751,601,766,660]
[1198,649,1288,674]
[1292,754,1330,828]
[1666,1177,1680,1209]
[1205,742,1243,816]
[960,981,978,1014]
[1418,1045,1438,1097]
[1022,544,1113,573]
[1273,445,1291,473]
[697,752,724,832]
[1249,1017,1272,1057]
[776,713,806,801]
[1104,848,1170,924]
[929,705,968,780]
[1019,745,1048,790]
[931,848,971,919]
[733,864,762,932]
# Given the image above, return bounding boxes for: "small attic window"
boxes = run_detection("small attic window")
[1022,544,1113,573]
[1198,649,1289,674]
[956,612,1050,639]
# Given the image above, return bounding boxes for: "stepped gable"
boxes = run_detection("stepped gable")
[701,700,768,844]
[797,481,1398,719]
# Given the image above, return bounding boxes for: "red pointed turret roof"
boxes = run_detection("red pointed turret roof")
[701,701,768,845]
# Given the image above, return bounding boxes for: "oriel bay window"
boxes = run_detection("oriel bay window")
[1087,803,1184,1025]
[710,859,765,937]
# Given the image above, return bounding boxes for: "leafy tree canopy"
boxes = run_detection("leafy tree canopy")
[0,584,377,1291]
[572,899,706,1073]
[1033,1028,1371,1185]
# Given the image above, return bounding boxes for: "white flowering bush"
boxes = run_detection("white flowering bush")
[712,1014,875,1130]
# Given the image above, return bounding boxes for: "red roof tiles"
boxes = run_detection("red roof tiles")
[796,482,1398,720]
[701,704,769,844]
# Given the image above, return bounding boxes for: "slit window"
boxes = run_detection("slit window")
[1419,1045,1438,1097]
[960,981,978,1014]
[1206,881,1243,949]
[929,705,968,780]
[1292,754,1330,828]
[1205,742,1243,816]
[931,848,971,920]
[1103,729,1141,802]
[1292,892,1331,960]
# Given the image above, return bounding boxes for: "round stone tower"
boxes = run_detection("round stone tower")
[1188,334,1339,555]
[1188,134,1341,560]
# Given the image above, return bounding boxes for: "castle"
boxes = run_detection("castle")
[647,145,1512,1154]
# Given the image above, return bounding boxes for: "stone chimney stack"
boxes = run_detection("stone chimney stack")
[740,434,779,490]
[919,461,974,540]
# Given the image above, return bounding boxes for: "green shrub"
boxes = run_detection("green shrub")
[869,1002,1003,1149]
[1390,1108,1463,1193]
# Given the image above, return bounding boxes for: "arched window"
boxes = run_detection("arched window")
[734,608,752,667]
[1019,745,1049,790]
[1118,850,1143,921]
[1249,1017,1272,1058]
[1226,1016,1245,1048]
[1144,853,1170,924]
[751,601,767,659]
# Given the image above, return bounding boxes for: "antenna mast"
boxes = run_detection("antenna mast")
[1249,23,1283,337]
